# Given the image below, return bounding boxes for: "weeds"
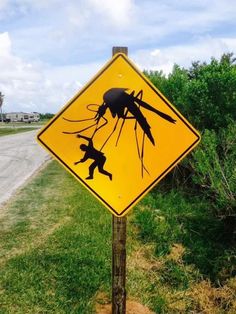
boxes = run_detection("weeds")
[0,160,235,313]
[0,161,111,313]
[132,187,236,313]
[0,127,38,136]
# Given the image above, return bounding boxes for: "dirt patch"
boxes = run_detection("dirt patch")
[127,245,163,272]
[95,292,155,314]
[95,291,155,314]
[96,300,155,314]
[189,279,236,314]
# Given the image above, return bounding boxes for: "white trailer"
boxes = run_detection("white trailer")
[5,112,40,123]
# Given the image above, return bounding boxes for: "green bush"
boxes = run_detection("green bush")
[145,54,236,239]
[190,121,236,219]
[145,53,236,132]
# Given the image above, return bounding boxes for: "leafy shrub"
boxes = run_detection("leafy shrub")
[145,54,236,239]
[145,53,236,132]
[190,121,236,219]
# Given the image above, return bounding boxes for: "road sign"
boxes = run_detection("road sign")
[37,53,200,217]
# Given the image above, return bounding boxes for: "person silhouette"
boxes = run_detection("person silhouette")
[74,134,112,181]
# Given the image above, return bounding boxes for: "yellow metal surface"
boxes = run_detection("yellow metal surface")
[37,53,200,217]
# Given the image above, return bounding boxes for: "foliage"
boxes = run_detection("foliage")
[0,127,38,136]
[135,190,231,281]
[145,53,236,132]
[40,112,54,120]
[0,161,111,313]
[186,54,236,130]
[139,54,236,310]
[191,122,236,218]
[133,190,236,312]
[145,53,236,236]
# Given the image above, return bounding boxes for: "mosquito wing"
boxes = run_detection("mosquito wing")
[134,98,176,123]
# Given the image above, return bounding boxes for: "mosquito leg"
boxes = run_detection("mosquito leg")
[115,110,149,177]
[134,88,143,158]
[116,112,136,147]
[141,133,144,178]
[135,90,143,99]
[133,91,149,176]
[63,112,108,137]
[141,132,150,177]
[100,118,120,151]
[91,116,108,139]
[63,116,95,123]
[133,120,149,176]
[134,119,141,158]
[134,128,150,177]
[62,121,99,134]
[115,109,130,146]
[138,90,150,176]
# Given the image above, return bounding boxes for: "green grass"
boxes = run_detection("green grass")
[0,120,47,126]
[0,161,235,313]
[134,187,235,280]
[0,161,112,313]
[130,185,236,313]
[0,127,38,136]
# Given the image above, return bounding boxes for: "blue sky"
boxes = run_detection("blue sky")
[0,0,236,113]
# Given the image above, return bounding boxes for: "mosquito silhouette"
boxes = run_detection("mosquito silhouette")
[63,88,176,177]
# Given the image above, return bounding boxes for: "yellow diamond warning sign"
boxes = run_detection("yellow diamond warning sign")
[37,53,200,217]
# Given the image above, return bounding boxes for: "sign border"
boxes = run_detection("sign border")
[37,53,201,216]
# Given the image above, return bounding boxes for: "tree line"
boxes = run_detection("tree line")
[40,113,54,120]
[145,53,236,241]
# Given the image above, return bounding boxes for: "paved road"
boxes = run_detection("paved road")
[0,130,49,206]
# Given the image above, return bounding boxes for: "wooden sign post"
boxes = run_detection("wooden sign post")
[112,214,127,313]
[112,46,128,314]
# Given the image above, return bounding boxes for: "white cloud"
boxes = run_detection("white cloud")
[0,0,61,13]
[132,36,236,74]
[0,32,10,55]
[1,31,236,114]
[128,0,236,45]
[66,3,91,29]
[0,1,236,114]
[88,0,136,28]
[0,32,99,113]
[0,0,8,10]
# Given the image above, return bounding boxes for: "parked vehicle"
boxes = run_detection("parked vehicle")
[5,112,40,123]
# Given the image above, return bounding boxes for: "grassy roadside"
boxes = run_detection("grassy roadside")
[128,186,236,313]
[0,161,112,313]
[0,120,49,137]
[0,120,49,127]
[0,127,38,137]
[0,161,235,313]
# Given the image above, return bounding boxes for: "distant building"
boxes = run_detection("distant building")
[5,112,40,123]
